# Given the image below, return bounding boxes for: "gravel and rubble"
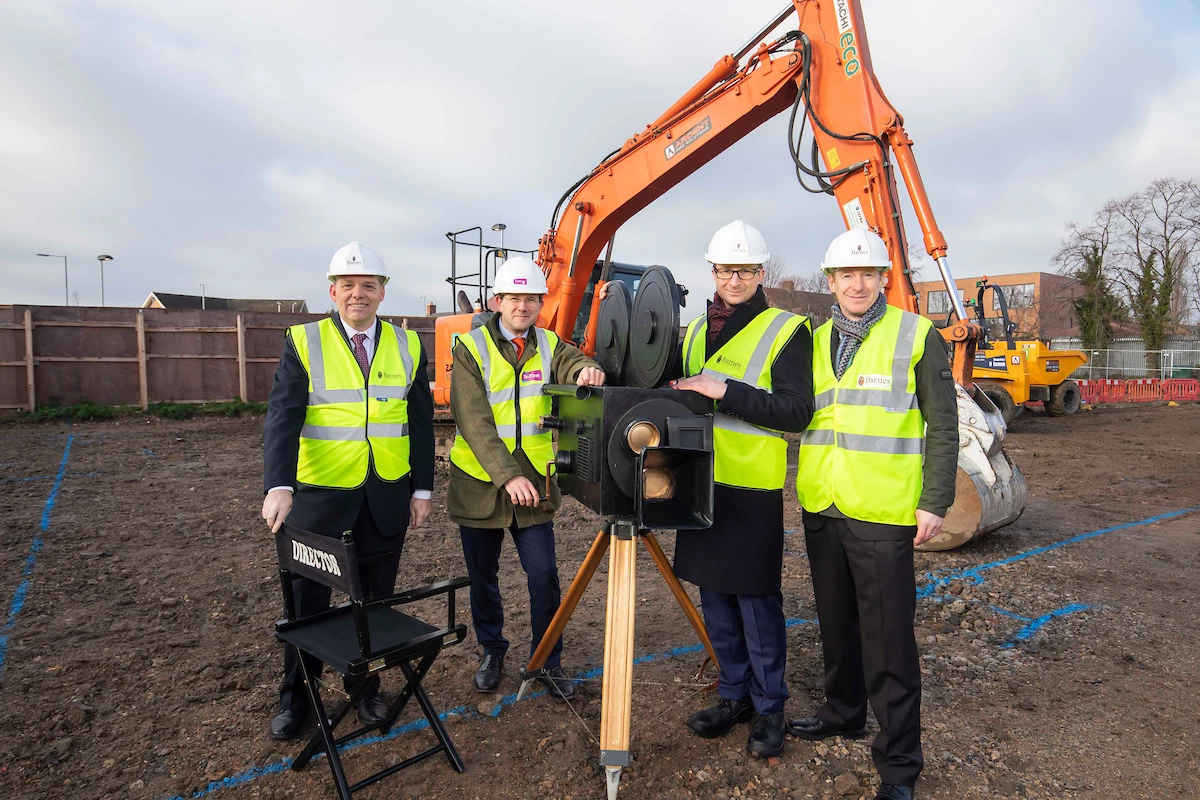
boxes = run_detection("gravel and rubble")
[0,403,1197,799]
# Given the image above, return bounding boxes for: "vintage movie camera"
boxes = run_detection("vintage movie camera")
[544,267,714,529]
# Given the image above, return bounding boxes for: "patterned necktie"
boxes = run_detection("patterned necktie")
[351,333,369,378]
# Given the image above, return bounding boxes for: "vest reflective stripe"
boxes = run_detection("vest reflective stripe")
[450,325,558,482]
[291,318,420,488]
[796,306,931,525]
[683,307,809,490]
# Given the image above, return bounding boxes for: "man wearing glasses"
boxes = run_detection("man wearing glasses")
[670,221,815,758]
[448,256,606,701]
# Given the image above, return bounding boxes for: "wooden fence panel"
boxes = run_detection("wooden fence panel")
[0,305,443,411]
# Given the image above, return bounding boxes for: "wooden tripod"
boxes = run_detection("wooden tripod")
[516,519,719,800]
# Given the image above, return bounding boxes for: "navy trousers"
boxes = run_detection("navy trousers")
[699,587,789,714]
[459,520,563,668]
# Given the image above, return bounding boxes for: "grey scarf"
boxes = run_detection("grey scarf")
[832,293,887,379]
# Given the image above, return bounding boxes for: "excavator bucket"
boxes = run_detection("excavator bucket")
[917,385,1027,551]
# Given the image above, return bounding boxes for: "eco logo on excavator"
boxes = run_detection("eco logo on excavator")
[833,0,861,78]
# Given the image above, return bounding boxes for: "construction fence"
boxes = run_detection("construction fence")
[1049,336,1200,380]
[0,305,436,412]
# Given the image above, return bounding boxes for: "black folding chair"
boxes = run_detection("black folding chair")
[274,524,470,799]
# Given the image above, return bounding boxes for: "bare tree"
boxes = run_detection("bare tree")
[760,255,789,288]
[1107,178,1200,368]
[1053,209,1125,350]
[789,270,830,294]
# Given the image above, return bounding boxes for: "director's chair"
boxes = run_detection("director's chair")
[274,524,470,799]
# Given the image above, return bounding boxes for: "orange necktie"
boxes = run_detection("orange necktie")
[512,335,525,360]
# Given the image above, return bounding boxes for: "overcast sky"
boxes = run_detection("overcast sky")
[2,0,1199,320]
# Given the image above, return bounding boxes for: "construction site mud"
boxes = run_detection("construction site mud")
[0,403,1197,800]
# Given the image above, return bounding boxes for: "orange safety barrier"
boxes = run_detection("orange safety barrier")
[1161,378,1200,402]
[1096,379,1127,403]
[1076,379,1100,404]
[1124,379,1162,403]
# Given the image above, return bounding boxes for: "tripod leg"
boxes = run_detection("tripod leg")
[599,531,636,800]
[642,532,719,670]
[518,529,609,700]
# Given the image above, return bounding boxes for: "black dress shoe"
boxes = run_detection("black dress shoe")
[269,708,308,740]
[537,666,576,701]
[747,711,786,758]
[474,653,504,693]
[686,697,754,738]
[786,715,868,741]
[874,785,913,800]
[356,696,389,726]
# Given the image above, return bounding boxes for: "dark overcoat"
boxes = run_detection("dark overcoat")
[672,287,814,595]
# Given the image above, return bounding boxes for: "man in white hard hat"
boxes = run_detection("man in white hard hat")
[261,241,434,740]
[789,228,957,800]
[669,220,815,758]
[448,255,605,700]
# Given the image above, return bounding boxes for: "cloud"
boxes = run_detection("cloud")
[1,0,1198,321]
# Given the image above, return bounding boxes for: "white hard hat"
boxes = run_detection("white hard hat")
[704,220,770,266]
[327,241,389,283]
[492,256,548,294]
[821,228,891,273]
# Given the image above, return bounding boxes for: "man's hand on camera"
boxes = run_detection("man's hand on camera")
[671,374,727,400]
[262,489,293,533]
[576,366,606,387]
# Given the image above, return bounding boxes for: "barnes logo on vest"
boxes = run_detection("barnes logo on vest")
[714,354,744,371]
[857,374,892,389]
[292,540,343,576]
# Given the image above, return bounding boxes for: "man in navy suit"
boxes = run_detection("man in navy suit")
[261,241,435,740]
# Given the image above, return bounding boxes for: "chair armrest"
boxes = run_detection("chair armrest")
[369,576,471,608]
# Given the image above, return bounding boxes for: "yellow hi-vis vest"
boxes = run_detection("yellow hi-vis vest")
[682,307,809,490]
[289,317,422,489]
[449,325,559,483]
[796,305,932,525]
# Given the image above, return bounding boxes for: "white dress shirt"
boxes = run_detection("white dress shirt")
[270,315,431,501]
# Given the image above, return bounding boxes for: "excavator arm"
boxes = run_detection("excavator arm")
[535,0,979,385]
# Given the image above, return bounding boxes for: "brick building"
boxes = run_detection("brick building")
[913,272,1082,339]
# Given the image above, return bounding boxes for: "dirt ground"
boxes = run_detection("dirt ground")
[0,403,1197,800]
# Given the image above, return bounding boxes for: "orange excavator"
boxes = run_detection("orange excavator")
[435,0,1026,548]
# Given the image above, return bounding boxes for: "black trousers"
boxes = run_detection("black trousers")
[805,516,923,786]
[279,503,404,713]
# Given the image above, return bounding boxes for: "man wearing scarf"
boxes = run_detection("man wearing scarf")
[670,220,815,758]
[789,228,958,800]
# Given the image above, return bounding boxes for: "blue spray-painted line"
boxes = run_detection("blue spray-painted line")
[917,505,1200,600]
[0,432,74,681]
[1001,603,1090,648]
[165,636,754,800]
[143,448,157,456]
[1,471,98,485]
[162,506,1200,800]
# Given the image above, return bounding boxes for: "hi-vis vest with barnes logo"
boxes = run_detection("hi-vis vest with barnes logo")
[450,326,558,482]
[682,307,809,490]
[289,317,421,489]
[796,305,932,526]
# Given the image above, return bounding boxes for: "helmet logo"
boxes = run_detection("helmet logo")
[514,277,527,285]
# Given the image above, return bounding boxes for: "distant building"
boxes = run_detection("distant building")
[913,272,1082,339]
[763,280,833,328]
[142,292,309,313]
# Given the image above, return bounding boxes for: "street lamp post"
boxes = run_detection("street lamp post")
[491,222,507,253]
[36,253,69,305]
[97,255,113,307]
